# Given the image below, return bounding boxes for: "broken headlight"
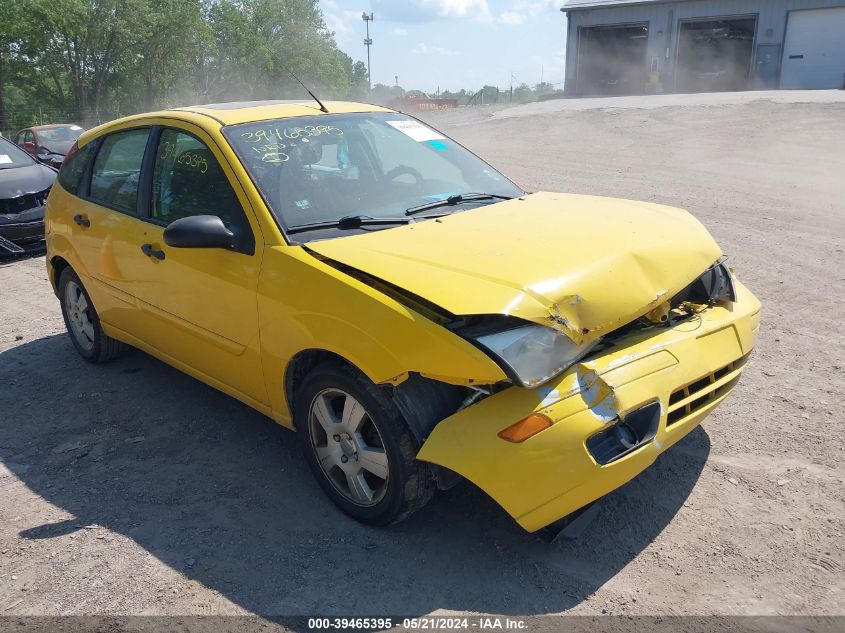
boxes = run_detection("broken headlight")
[472,322,599,389]
[675,261,736,305]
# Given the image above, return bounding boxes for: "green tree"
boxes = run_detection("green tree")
[200,0,352,102]
[0,0,20,131]
[129,0,208,111]
[370,83,405,105]
[2,0,372,130]
[24,0,147,122]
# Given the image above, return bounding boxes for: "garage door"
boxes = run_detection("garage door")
[781,7,845,89]
[576,23,649,96]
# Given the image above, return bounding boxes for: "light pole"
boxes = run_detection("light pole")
[362,12,374,94]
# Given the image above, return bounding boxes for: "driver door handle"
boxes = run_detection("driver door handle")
[73,214,90,228]
[141,243,165,260]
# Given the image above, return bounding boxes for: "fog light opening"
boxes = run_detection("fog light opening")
[613,422,638,449]
[586,401,661,465]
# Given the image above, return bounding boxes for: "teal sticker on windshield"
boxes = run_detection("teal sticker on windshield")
[337,137,350,168]
[422,192,456,202]
[426,140,448,151]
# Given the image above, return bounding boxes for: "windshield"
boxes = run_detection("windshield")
[223,113,522,238]
[38,126,83,144]
[0,137,36,169]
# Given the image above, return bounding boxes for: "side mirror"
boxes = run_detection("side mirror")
[163,215,237,250]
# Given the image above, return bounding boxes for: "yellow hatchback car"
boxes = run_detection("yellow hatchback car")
[45,100,760,536]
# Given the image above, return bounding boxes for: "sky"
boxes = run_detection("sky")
[319,0,569,94]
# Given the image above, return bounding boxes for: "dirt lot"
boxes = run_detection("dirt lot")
[1,91,844,619]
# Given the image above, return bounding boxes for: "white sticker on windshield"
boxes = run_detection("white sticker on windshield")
[0,155,12,164]
[70,125,83,131]
[386,120,444,142]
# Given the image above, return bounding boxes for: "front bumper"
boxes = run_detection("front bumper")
[417,280,761,532]
[0,219,46,254]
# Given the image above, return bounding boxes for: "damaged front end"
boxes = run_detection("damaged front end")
[446,260,737,392]
[304,193,759,532]
[413,271,759,533]
[0,188,50,256]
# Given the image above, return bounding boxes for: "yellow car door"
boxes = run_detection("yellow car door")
[67,127,157,335]
[128,123,269,410]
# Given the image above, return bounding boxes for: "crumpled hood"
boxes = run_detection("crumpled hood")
[0,163,55,199]
[307,192,722,343]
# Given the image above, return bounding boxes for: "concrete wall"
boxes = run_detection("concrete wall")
[563,0,845,94]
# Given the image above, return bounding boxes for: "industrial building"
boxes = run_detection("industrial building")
[562,0,845,96]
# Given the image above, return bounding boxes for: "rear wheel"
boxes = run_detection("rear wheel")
[295,362,435,525]
[59,268,126,363]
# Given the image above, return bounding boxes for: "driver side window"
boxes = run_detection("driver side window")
[151,129,248,232]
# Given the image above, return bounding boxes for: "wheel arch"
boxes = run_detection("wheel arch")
[49,255,72,296]
[283,348,466,442]
[284,348,361,428]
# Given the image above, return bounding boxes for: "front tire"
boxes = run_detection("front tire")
[295,362,435,526]
[59,268,126,363]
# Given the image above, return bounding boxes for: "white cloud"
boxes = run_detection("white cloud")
[322,8,364,42]
[412,42,460,56]
[391,27,409,36]
[495,0,559,28]
[430,0,492,22]
[512,0,560,16]
[498,11,525,24]
[373,0,493,24]
[324,12,352,36]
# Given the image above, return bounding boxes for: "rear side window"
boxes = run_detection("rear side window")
[89,128,150,214]
[151,128,246,228]
[57,141,98,195]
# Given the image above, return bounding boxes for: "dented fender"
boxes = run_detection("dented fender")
[257,246,508,425]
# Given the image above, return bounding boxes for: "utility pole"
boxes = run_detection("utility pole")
[362,12,374,94]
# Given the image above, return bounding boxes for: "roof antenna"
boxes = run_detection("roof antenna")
[287,69,329,113]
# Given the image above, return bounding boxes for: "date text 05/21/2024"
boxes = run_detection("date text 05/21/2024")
[307,618,528,630]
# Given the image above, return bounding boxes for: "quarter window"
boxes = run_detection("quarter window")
[57,141,98,196]
[151,129,246,229]
[89,128,150,214]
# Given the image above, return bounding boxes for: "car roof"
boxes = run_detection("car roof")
[77,100,395,146]
[174,100,393,124]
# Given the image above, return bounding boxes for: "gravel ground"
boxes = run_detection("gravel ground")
[1,91,843,619]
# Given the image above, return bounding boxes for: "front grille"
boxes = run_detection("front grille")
[0,187,51,215]
[0,220,45,244]
[667,354,750,426]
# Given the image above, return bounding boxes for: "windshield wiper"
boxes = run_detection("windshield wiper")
[287,214,412,235]
[405,193,513,216]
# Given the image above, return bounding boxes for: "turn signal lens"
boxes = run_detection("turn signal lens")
[498,413,553,443]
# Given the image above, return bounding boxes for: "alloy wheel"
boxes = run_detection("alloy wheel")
[64,280,95,352]
[307,388,390,507]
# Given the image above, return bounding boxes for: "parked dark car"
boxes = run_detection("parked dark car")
[15,124,84,169]
[0,135,56,255]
